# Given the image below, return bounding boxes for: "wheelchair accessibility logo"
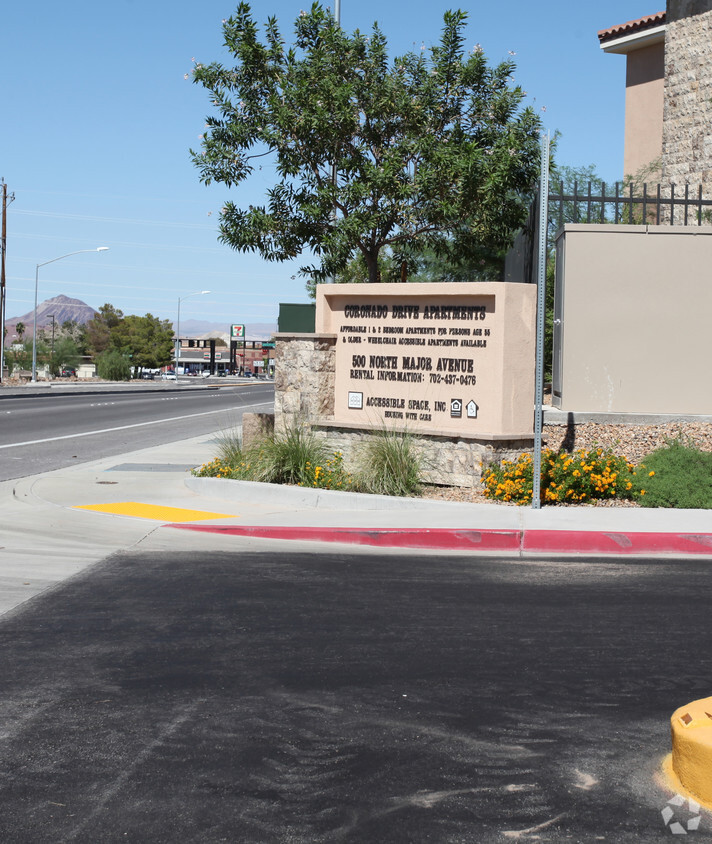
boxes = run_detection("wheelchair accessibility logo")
[662,794,702,834]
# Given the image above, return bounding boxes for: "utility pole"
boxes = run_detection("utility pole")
[0,181,15,383]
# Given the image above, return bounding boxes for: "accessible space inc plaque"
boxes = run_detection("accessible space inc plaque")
[316,283,536,438]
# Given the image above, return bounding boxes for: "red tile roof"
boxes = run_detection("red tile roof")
[598,11,666,43]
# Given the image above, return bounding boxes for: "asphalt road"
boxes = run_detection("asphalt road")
[0,548,709,843]
[0,382,274,480]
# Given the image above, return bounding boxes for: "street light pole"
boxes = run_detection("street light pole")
[175,290,210,374]
[32,247,108,383]
[47,314,56,376]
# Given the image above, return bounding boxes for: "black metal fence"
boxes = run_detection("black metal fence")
[549,181,712,228]
[504,181,712,285]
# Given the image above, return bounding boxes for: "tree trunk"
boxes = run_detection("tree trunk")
[365,251,381,283]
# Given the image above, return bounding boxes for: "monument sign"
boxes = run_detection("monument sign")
[315,282,536,438]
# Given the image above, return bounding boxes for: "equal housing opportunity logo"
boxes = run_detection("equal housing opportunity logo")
[661,794,702,834]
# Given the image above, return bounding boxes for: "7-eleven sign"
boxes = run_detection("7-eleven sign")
[230,324,245,339]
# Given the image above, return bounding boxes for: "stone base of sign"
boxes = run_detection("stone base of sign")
[274,333,337,427]
[273,332,532,488]
[310,423,532,488]
[242,413,275,449]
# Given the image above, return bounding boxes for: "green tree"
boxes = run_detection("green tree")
[96,349,131,381]
[110,314,174,370]
[8,341,33,372]
[14,321,25,342]
[85,304,124,356]
[191,3,542,284]
[51,337,81,376]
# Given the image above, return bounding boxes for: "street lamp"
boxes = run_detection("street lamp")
[175,290,210,374]
[32,247,109,383]
[47,314,56,375]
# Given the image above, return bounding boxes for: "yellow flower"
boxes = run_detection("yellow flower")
[649,471,655,477]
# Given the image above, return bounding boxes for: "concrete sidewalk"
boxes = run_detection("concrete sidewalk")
[6,430,712,562]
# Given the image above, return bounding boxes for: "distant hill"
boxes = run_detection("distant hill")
[5,295,98,345]
[9,294,97,327]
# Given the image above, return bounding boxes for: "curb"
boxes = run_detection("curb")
[168,524,712,555]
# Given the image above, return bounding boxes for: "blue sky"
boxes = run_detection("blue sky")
[2,0,659,330]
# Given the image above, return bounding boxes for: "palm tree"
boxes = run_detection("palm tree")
[15,321,25,341]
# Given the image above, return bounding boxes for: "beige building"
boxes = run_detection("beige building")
[599,1,712,184]
[598,11,666,179]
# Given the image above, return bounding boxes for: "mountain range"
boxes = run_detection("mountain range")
[4,295,276,344]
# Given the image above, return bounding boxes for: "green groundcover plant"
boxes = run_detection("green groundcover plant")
[633,439,712,509]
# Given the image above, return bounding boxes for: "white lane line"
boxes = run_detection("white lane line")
[0,402,272,450]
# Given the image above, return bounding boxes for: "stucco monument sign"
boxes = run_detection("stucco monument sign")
[315,282,536,439]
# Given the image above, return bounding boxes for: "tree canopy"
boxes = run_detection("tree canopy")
[85,304,174,372]
[191,3,542,283]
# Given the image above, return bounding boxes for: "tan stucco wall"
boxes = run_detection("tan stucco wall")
[554,224,712,414]
[624,43,665,178]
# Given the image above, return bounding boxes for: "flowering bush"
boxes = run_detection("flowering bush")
[193,450,353,490]
[483,448,644,506]
[192,457,252,480]
[299,452,354,490]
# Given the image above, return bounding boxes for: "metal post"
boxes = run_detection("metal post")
[531,132,550,510]
[32,248,108,383]
[175,291,210,375]
[31,263,40,382]
[49,314,55,375]
[175,296,182,371]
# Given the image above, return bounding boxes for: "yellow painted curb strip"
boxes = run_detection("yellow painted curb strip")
[75,502,237,522]
[670,696,712,807]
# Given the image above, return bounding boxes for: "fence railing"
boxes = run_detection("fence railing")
[550,181,712,228]
[504,181,712,285]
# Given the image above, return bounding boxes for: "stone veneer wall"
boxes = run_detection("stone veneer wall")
[662,1,712,184]
[274,334,532,488]
[274,334,337,432]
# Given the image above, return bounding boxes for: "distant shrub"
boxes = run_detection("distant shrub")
[96,349,131,381]
[634,440,712,509]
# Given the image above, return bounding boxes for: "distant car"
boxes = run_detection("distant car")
[141,371,155,380]
[161,371,176,381]
[243,371,253,377]
[59,367,76,378]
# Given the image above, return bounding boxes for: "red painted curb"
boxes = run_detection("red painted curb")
[522,530,712,555]
[169,524,521,551]
[170,524,712,555]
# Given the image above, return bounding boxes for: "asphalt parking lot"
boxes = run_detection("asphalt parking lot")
[0,548,711,843]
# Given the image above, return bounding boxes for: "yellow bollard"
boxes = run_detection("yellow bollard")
[670,696,712,807]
